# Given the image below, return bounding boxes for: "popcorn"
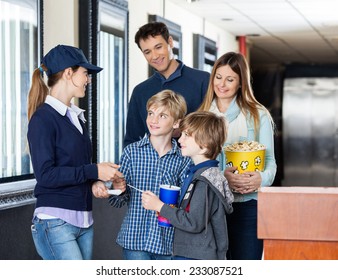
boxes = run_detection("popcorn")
[224,141,266,174]
[224,141,265,152]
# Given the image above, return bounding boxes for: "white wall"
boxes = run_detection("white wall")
[165,1,238,64]
[43,0,78,55]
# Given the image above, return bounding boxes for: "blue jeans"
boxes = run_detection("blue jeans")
[122,249,171,260]
[31,216,93,260]
[226,199,263,260]
[172,255,195,260]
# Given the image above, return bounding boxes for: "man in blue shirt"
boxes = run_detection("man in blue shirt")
[124,21,210,147]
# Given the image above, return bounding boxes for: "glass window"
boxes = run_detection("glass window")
[97,1,128,163]
[193,34,217,73]
[0,0,39,183]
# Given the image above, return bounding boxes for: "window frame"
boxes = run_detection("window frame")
[79,0,128,164]
[0,0,43,210]
[193,34,217,72]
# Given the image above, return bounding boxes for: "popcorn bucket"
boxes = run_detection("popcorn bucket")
[224,141,265,174]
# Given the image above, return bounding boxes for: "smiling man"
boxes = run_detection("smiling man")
[124,21,210,147]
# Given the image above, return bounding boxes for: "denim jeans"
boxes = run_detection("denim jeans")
[31,216,93,260]
[172,255,195,260]
[226,199,263,260]
[122,248,171,260]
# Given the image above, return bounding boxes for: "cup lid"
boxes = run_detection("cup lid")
[159,184,180,191]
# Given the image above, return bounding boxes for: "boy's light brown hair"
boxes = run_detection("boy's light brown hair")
[179,111,227,159]
[146,90,187,122]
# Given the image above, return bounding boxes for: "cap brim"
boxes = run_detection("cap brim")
[79,62,103,74]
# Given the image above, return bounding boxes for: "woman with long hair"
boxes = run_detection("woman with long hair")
[198,52,277,260]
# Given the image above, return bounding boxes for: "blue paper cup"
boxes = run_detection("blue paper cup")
[158,185,180,227]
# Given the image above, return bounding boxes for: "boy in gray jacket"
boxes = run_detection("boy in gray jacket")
[142,111,234,260]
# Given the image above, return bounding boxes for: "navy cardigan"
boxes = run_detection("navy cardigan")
[27,104,98,211]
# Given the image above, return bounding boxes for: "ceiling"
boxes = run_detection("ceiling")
[169,0,338,67]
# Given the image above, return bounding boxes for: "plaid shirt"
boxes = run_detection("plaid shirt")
[109,135,191,255]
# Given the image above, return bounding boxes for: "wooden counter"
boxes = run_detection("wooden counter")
[258,186,338,259]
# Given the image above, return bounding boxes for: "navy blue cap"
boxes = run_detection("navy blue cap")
[41,44,103,77]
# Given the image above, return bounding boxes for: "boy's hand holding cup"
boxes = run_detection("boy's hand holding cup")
[142,191,164,212]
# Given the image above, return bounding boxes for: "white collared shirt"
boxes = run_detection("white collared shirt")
[45,95,86,134]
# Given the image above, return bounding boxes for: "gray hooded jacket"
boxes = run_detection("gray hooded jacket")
[160,166,234,259]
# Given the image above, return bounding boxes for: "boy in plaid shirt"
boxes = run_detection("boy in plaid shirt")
[109,90,191,260]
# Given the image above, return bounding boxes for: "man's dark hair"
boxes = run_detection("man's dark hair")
[134,22,170,49]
